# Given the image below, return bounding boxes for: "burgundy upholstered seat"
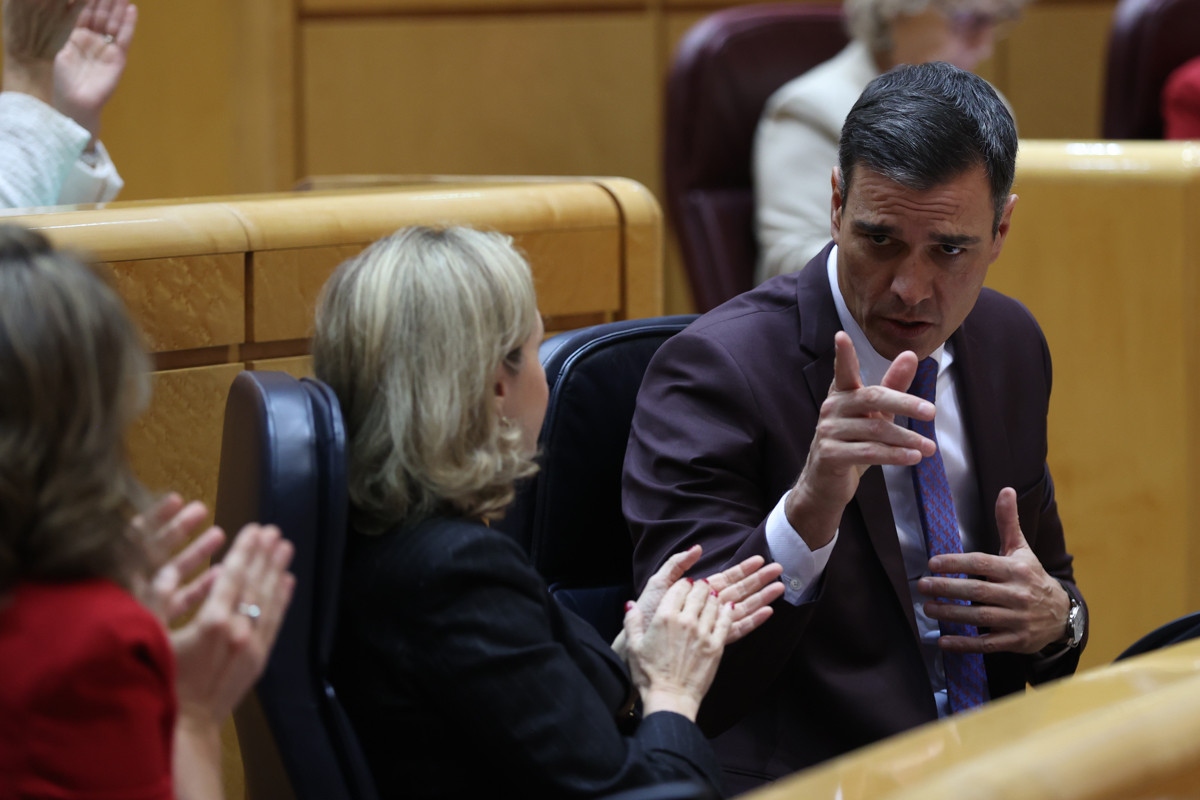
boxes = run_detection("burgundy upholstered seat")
[664,3,847,312]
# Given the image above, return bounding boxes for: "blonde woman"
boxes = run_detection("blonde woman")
[0,225,293,800]
[314,226,784,799]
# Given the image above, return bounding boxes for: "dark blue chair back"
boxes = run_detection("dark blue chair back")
[214,371,378,800]
[495,316,698,641]
[1115,611,1200,661]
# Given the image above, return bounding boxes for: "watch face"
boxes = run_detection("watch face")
[1068,602,1085,646]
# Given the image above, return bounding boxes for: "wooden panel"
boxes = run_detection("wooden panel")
[94,0,296,201]
[3,205,249,262]
[300,15,659,195]
[230,183,624,249]
[248,356,316,379]
[1002,4,1114,139]
[127,363,245,505]
[592,177,665,318]
[107,255,245,352]
[516,229,623,317]
[251,246,363,342]
[987,141,1200,668]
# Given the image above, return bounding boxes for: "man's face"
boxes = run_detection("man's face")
[830,163,1016,361]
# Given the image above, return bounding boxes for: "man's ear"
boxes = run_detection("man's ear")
[830,167,844,244]
[989,193,1018,263]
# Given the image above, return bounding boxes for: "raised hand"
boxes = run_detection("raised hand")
[623,578,733,721]
[918,487,1070,655]
[785,331,936,550]
[171,523,295,723]
[53,0,137,139]
[133,493,225,625]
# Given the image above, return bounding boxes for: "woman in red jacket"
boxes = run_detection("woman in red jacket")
[0,225,294,800]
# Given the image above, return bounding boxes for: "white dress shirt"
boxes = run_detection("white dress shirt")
[766,245,982,716]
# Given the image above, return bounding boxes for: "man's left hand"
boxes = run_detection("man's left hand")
[918,487,1070,655]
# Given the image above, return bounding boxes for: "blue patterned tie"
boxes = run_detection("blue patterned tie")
[909,358,988,713]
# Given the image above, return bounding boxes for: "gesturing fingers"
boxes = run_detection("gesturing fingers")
[831,331,864,394]
[994,487,1029,557]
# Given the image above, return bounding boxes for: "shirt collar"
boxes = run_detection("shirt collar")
[825,245,953,388]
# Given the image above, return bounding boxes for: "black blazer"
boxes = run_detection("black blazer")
[331,514,725,798]
[622,243,1086,792]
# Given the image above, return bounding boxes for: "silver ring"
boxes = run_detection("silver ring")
[103,34,115,44]
[237,602,262,620]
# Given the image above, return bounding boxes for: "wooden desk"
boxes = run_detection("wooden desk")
[748,638,1200,799]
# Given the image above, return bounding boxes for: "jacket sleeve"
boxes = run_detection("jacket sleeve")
[371,524,725,798]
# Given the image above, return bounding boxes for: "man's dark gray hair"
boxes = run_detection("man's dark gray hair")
[838,61,1018,234]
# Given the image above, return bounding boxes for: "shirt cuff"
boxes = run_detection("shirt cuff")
[764,491,838,605]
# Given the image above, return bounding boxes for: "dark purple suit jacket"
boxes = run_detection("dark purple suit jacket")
[622,244,1086,792]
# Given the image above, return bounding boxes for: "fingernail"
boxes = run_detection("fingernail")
[685,577,694,584]
[729,602,737,610]
[710,590,719,598]
[624,601,634,611]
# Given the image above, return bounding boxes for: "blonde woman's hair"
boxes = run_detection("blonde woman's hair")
[844,0,1028,54]
[313,226,540,534]
[0,226,151,593]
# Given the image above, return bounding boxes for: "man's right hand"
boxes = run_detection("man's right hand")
[784,331,937,550]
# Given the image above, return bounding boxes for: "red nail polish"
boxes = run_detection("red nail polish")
[685,577,694,584]
[710,590,719,598]
[624,601,634,611]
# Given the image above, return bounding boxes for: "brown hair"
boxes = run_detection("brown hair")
[0,225,150,593]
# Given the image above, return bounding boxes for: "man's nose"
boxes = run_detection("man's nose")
[890,256,935,307]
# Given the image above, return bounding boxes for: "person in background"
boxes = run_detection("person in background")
[0,224,294,799]
[753,0,1025,284]
[1163,55,1200,140]
[313,225,785,799]
[0,0,136,208]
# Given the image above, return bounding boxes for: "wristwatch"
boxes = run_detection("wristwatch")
[1064,592,1085,648]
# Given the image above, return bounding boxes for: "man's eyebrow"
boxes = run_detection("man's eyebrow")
[930,233,982,247]
[851,220,896,236]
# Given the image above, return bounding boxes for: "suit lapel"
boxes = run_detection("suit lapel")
[794,248,920,639]
[949,312,1008,557]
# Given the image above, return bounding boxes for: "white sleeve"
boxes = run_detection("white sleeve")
[764,491,838,605]
[58,138,124,204]
[753,91,842,285]
[0,92,91,209]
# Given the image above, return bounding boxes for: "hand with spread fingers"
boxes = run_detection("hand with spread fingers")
[785,331,938,550]
[171,523,295,724]
[918,487,1071,655]
[53,0,137,140]
[168,523,294,800]
[612,545,785,660]
[623,578,733,721]
[132,493,226,625]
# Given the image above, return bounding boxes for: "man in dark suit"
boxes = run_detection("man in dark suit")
[623,62,1087,793]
